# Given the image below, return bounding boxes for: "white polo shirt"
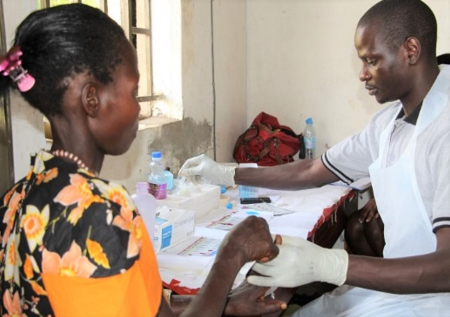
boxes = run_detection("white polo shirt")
[323,65,450,232]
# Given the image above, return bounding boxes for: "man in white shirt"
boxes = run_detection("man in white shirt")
[179,0,450,315]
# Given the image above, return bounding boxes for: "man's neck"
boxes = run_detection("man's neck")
[401,66,440,116]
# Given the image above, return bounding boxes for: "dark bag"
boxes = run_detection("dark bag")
[233,112,304,166]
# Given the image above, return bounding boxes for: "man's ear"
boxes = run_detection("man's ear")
[403,37,421,65]
[81,84,100,117]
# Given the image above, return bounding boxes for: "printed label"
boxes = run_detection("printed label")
[304,136,316,149]
[161,225,173,249]
[149,182,167,199]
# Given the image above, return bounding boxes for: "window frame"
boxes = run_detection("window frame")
[40,0,161,119]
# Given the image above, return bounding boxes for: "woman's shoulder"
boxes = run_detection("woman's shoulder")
[47,174,142,277]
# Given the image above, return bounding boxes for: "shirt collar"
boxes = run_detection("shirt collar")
[396,102,422,125]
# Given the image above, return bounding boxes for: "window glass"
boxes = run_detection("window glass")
[133,0,149,29]
[136,33,151,97]
[81,0,101,9]
[49,0,75,5]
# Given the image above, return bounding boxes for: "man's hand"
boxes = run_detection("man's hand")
[247,236,348,288]
[358,198,378,223]
[224,281,286,316]
[219,216,279,266]
[179,154,236,187]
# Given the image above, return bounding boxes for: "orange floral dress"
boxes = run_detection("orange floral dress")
[0,151,162,316]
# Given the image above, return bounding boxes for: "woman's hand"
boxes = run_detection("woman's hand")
[218,216,279,266]
[224,281,286,316]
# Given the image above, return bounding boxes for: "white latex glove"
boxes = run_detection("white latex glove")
[247,236,348,288]
[178,154,236,187]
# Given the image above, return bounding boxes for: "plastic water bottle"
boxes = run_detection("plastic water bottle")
[131,182,156,240]
[303,117,316,159]
[148,151,167,199]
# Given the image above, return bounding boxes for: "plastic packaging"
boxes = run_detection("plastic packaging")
[238,163,259,198]
[303,117,316,159]
[131,182,157,240]
[148,151,167,199]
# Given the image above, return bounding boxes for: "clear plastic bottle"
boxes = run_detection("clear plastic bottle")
[303,117,316,159]
[148,151,167,199]
[131,182,156,240]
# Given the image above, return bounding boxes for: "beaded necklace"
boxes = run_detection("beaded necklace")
[52,149,96,175]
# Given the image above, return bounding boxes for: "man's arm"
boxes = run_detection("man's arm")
[179,154,339,191]
[250,228,450,294]
[235,158,338,190]
[347,227,450,293]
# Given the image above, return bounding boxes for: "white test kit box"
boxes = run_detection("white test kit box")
[156,183,221,220]
[153,206,195,253]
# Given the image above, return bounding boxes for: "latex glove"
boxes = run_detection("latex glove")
[247,236,348,288]
[178,154,236,187]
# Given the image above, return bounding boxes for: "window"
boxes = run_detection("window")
[39,0,160,119]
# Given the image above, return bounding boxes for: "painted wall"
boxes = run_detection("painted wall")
[212,0,248,162]
[103,0,221,191]
[247,0,450,156]
[4,0,450,194]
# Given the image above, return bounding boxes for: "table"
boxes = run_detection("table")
[156,184,357,295]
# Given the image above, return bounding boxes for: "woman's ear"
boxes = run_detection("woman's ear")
[81,84,100,117]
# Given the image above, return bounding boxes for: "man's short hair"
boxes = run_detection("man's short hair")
[358,0,437,59]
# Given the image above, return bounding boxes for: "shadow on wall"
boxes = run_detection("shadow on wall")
[148,117,213,176]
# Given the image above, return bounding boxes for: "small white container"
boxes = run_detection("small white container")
[156,183,221,220]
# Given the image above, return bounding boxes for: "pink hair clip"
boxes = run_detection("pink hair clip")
[0,46,35,92]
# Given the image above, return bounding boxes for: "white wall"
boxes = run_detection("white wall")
[247,0,450,156]
[4,0,450,192]
[103,0,220,190]
[101,0,248,190]
[212,0,248,162]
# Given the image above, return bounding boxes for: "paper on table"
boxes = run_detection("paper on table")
[157,226,254,290]
[271,186,351,213]
[268,211,319,239]
[196,208,274,230]
[241,203,297,216]
[157,185,352,291]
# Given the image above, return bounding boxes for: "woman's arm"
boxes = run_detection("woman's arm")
[157,216,282,317]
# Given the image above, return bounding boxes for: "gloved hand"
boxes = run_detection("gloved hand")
[247,235,348,288]
[178,154,236,187]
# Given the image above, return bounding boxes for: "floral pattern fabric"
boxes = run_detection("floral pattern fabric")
[0,151,145,316]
